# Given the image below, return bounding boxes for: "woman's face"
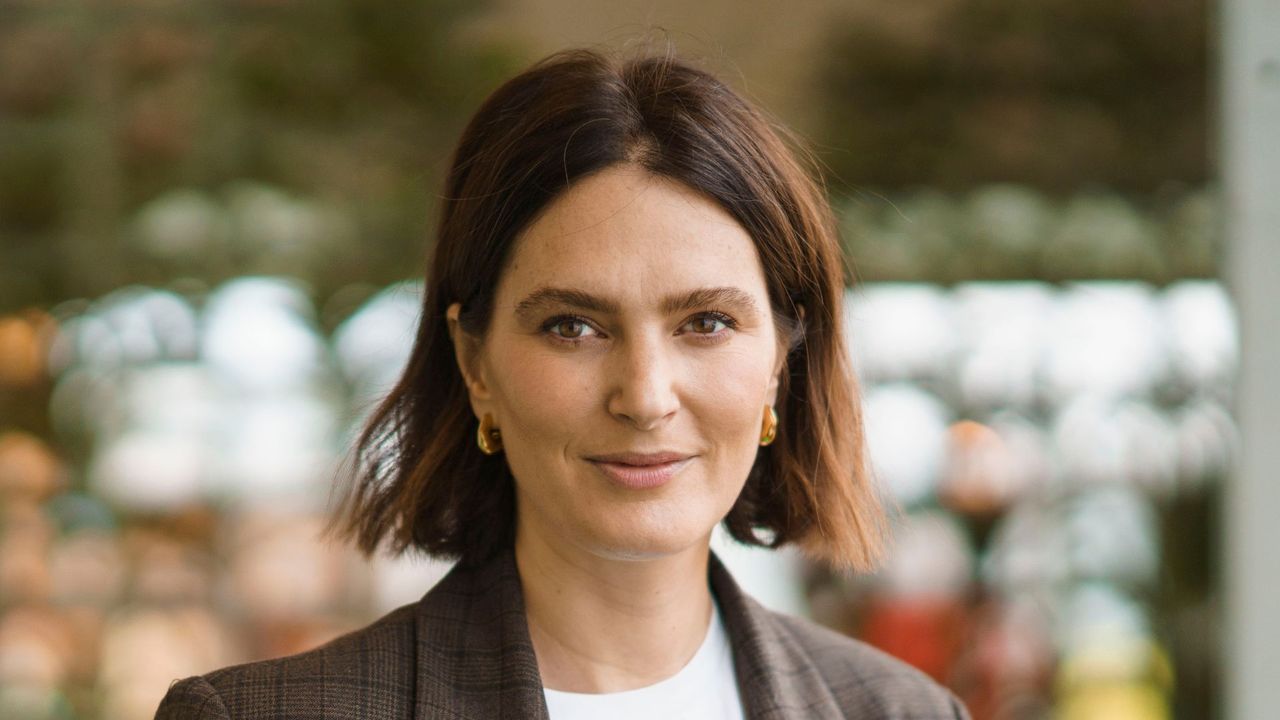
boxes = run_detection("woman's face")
[447,164,783,563]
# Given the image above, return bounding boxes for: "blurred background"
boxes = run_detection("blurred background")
[1,1,1276,718]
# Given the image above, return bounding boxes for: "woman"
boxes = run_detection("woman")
[156,46,970,719]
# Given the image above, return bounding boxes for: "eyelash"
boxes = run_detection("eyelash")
[540,311,739,346]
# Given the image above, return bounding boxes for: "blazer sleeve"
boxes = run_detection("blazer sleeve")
[154,676,231,720]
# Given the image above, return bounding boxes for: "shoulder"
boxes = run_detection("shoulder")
[154,603,421,720]
[767,610,971,719]
[707,550,969,718]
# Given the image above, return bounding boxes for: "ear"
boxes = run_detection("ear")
[766,352,784,408]
[766,303,804,407]
[445,302,493,409]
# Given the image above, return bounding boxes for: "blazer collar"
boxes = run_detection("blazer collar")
[708,553,846,718]
[413,546,845,720]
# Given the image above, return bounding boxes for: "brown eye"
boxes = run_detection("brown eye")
[557,319,587,338]
[690,316,720,334]
[543,316,599,341]
[682,312,734,336]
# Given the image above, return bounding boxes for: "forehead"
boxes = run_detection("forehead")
[498,165,767,303]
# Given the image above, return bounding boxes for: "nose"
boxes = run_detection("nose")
[606,331,681,431]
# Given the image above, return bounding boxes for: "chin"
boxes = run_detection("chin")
[578,508,718,562]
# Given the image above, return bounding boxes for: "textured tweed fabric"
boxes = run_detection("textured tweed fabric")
[155,548,971,719]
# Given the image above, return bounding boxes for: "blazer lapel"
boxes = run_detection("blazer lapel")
[413,549,549,720]
[411,547,842,720]
[709,553,846,720]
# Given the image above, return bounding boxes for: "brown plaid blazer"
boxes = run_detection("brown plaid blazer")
[155,548,971,719]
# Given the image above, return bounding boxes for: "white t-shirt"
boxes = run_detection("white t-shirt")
[542,600,746,720]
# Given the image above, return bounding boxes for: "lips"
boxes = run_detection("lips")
[585,451,694,489]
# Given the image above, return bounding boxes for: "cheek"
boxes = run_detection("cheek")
[487,344,594,440]
[687,347,775,441]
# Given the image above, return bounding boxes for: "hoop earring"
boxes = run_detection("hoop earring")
[759,405,778,446]
[477,413,503,455]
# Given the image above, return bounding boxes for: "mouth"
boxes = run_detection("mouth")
[584,452,694,490]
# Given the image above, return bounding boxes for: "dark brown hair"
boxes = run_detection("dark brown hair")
[327,46,886,571]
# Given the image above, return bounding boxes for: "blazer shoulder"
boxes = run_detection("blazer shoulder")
[769,611,971,720]
[155,602,420,720]
[155,675,230,720]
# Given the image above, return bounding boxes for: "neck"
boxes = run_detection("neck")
[515,526,714,694]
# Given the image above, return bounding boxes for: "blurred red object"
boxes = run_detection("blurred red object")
[858,595,969,683]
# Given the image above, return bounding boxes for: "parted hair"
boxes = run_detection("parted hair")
[327,45,887,571]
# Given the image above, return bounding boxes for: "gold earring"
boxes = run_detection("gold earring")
[477,413,503,455]
[759,405,778,446]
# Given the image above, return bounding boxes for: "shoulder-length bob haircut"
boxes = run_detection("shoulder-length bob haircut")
[328,46,887,571]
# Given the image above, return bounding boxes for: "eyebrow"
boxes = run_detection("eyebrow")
[513,286,763,321]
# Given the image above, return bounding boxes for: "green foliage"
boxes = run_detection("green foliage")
[814,0,1209,193]
[0,0,1218,314]
[0,0,523,312]
[837,185,1220,284]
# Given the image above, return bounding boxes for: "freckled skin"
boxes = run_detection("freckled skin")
[450,164,783,564]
